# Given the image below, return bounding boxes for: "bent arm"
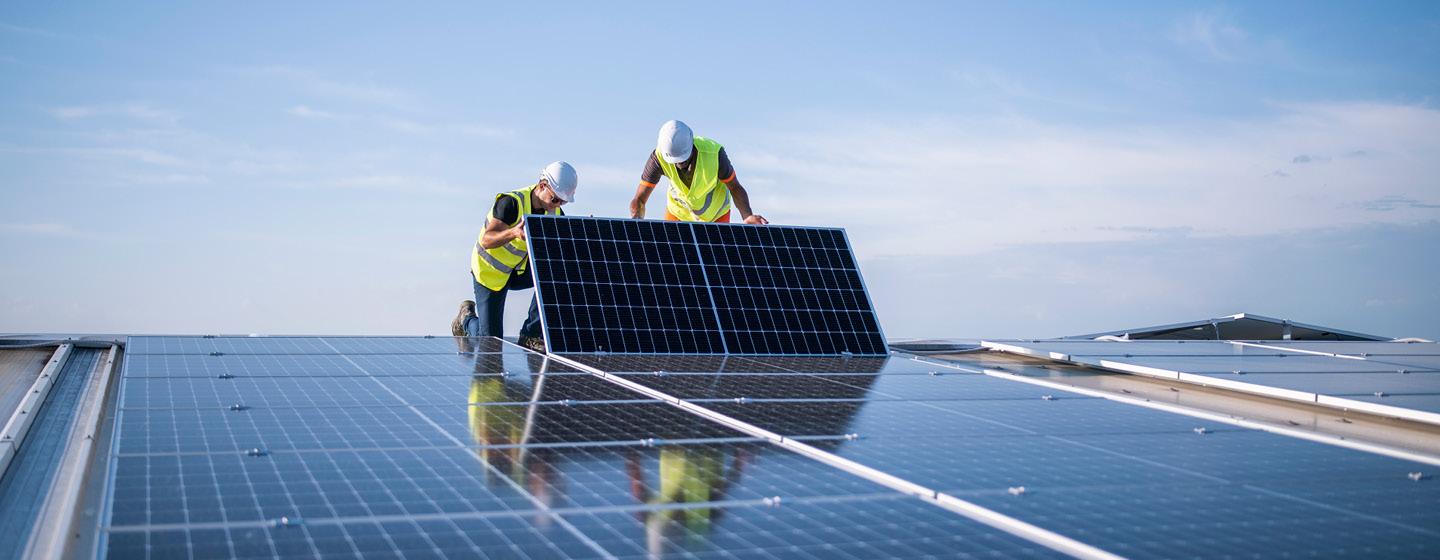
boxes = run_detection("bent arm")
[725,179,768,224]
[480,217,524,249]
[629,183,657,218]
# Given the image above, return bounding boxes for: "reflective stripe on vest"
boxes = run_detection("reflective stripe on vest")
[470,184,561,291]
[658,137,729,222]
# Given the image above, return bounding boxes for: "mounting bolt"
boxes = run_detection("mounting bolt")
[844,433,859,441]
[1408,472,1427,482]
[209,352,224,356]
[1374,391,1388,398]
[217,374,235,380]
[246,448,268,457]
[762,496,783,507]
[274,516,303,527]
[1041,395,1056,401]
[1007,486,1027,496]
[1193,427,1211,435]
[229,404,250,411]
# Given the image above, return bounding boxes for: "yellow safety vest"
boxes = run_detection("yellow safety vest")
[471,184,562,291]
[657,137,731,222]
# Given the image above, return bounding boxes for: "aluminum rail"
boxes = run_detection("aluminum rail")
[23,344,119,558]
[0,344,73,477]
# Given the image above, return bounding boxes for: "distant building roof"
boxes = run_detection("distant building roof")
[1060,312,1391,341]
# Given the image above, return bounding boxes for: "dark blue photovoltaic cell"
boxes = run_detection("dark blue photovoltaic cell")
[125,336,523,355]
[120,377,405,408]
[105,516,612,559]
[526,216,887,355]
[563,495,1063,559]
[107,449,542,526]
[616,370,1072,402]
[1347,392,1440,413]
[964,483,1436,558]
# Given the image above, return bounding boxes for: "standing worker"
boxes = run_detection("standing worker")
[452,162,577,352]
[628,120,768,224]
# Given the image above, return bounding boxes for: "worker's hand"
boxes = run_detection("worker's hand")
[511,218,526,241]
[629,199,646,219]
[744,214,769,225]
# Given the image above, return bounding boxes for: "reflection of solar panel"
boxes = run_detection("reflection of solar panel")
[95,336,1440,558]
[526,216,886,355]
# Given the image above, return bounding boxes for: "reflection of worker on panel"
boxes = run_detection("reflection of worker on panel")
[461,342,558,508]
[625,445,755,551]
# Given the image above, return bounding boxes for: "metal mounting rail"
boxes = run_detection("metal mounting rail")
[0,344,73,477]
[25,344,120,558]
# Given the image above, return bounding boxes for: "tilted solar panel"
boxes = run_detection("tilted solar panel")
[525,216,887,355]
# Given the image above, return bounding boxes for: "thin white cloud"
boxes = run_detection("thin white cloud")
[247,65,416,109]
[285,105,511,138]
[47,103,181,125]
[0,145,188,166]
[0,21,83,41]
[0,222,84,237]
[287,105,346,120]
[1170,10,1247,60]
[122,173,213,186]
[295,174,467,196]
[734,102,1440,258]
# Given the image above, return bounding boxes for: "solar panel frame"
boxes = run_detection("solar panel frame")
[983,339,1440,426]
[525,216,887,356]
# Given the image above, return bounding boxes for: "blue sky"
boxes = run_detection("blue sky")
[2,2,1438,339]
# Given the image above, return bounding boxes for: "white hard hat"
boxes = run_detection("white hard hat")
[656,119,694,164]
[539,161,577,202]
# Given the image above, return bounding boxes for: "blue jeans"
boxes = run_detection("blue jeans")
[465,272,542,338]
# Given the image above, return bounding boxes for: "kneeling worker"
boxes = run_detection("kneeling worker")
[452,161,576,352]
[628,120,767,224]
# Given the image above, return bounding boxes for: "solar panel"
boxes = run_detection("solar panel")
[101,335,1085,559]
[526,216,887,355]
[95,336,1440,558]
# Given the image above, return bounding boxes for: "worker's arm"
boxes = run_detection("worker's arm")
[726,178,768,225]
[480,216,525,249]
[629,182,656,219]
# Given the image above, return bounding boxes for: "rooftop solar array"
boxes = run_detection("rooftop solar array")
[525,216,887,356]
[982,339,1440,424]
[91,335,1440,558]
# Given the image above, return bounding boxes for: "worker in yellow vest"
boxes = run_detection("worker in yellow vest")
[452,162,576,352]
[628,120,767,225]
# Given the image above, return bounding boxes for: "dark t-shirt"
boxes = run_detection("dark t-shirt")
[491,191,563,225]
[491,195,522,225]
[639,148,736,187]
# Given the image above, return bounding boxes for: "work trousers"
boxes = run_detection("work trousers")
[464,272,542,338]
